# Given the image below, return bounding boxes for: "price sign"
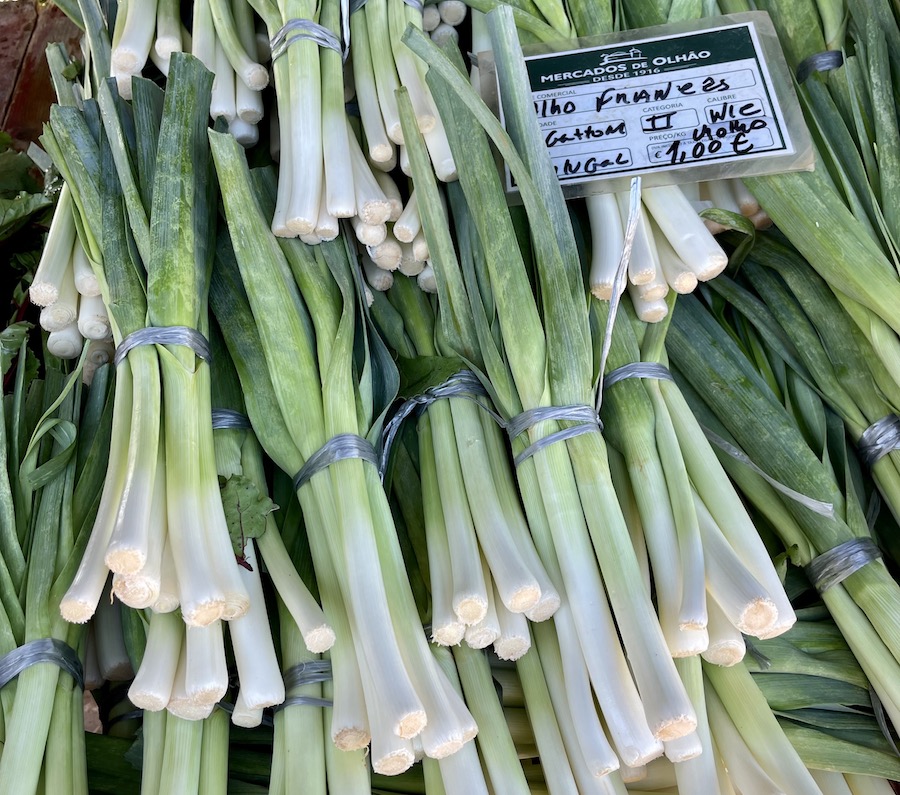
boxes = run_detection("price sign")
[489,12,813,196]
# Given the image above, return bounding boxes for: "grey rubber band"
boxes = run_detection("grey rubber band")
[292,434,379,491]
[275,695,334,710]
[0,638,84,691]
[703,427,834,518]
[404,0,424,11]
[604,362,674,389]
[858,414,900,468]
[805,537,882,592]
[273,660,335,711]
[743,637,771,670]
[796,50,844,83]
[380,370,500,474]
[270,19,344,61]
[870,686,900,757]
[211,409,252,430]
[114,326,212,367]
[282,659,333,690]
[507,405,603,467]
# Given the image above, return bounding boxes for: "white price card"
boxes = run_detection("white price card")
[485,12,813,197]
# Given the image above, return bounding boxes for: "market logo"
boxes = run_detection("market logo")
[597,47,645,66]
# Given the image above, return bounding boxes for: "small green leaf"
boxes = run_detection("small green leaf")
[0,192,52,240]
[0,324,31,376]
[219,474,278,557]
[700,208,757,272]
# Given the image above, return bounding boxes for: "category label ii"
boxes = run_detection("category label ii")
[510,21,795,188]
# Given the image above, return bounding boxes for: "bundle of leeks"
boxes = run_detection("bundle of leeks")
[399,10,702,776]
[666,288,900,771]
[371,273,559,651]
[0,326,113,795]
[209,137,479,774]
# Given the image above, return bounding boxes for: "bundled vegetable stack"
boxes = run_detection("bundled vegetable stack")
[7,0,900,791]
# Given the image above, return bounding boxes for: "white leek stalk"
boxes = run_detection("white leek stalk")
[209,0,268,89]
[369,236,403,270]
[129,610,184,711]
[423,4,440,31]
[185,621,229,705]
[421,421,467,646]
[351,8,395,162]
[418,262,437,293]
[587,192,625,300]
[229,117,259,147]
[40,268,78,332]
[642,185,728,281]
[210,40,237,122]
[425,411,488,625]
[533,617,621,777]
[363,252,394,291]
[437,0,466,25]
[394,188,421,242]
[373,170,404,220]
[112,0,158,74]
[27,178,71,304]
[77,293,111,340]
[154,535,180,613]
[702,596,746,667]
[464,559,501,649]
[155,0,183,59]
[228,540,286,709]
[230,689,264,728]
[348,123,392,225]
[412,230,430,262]
[72,236,100,297]
[652,215,698,294]
[47,323,84,359]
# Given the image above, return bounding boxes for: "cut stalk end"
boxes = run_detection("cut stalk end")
[303,625,337,653]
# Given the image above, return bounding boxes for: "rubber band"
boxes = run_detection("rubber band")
[114,326,211,367]
[507,405,602,467]
[272,660,335,711]
[293,434,379,491]
[404,0,425,11]
[270,19,344,61]
[0,638,84,691]
[282,659,333,690]
[211,408,252,430]
[858,414,900,468]
[805,537,882,592]
[796,50,844,84]
[743,637,771,670]
[870,685,900,757]
[275,695,334,710]
[604,362,674,389]
[703,427,834,518]
[379,370,499,473]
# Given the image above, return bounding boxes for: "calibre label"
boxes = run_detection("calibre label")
[504,20,795,189]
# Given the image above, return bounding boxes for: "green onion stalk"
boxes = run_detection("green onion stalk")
[209,133,477,773]
[0,338,113,795]
[399,11,698,771]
